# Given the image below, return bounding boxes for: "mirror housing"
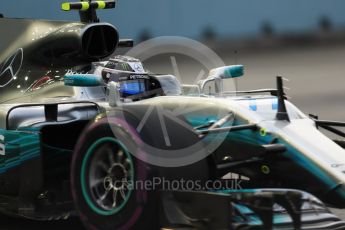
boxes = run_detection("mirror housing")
[209,65,244,79]
[199,65,244,95]
[64,74,102,87]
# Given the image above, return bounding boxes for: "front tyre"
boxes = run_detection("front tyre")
[70,118,158,230]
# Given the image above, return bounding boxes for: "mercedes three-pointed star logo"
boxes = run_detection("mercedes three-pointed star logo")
[0,48,24,87]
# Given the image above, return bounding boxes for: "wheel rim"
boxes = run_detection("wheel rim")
[81,137,134,216]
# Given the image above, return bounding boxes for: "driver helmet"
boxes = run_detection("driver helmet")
[90,55,182,101]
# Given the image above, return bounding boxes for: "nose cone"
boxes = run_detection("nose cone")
[271,119,345,206]
[279,119,345,174]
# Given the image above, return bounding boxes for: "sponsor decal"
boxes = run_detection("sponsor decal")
[128,62,145,73]
[129,74,149,80]
[117,74,150,81]
[65,70,84,75]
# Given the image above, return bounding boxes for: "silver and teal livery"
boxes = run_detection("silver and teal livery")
[0,0,345,229]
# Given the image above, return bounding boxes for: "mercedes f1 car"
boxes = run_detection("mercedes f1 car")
[0,1,345,229]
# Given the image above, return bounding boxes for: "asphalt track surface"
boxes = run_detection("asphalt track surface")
[3,43,345,228]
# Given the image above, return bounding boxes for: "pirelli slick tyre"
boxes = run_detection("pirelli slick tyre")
[70,117,159,230]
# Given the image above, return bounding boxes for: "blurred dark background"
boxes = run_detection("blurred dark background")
[1,0,345,41]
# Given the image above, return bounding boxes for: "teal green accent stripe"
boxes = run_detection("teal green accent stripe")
[2,148,39,164]
[224,65,244,78]
[0,129,40,174]
[42,143,73,154]
[64,74,101,87]
[7,136,38,145]
[218,189,260,193]
[0,150,39,173]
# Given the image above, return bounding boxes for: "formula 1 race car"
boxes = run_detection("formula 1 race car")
[1,1,345,230]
